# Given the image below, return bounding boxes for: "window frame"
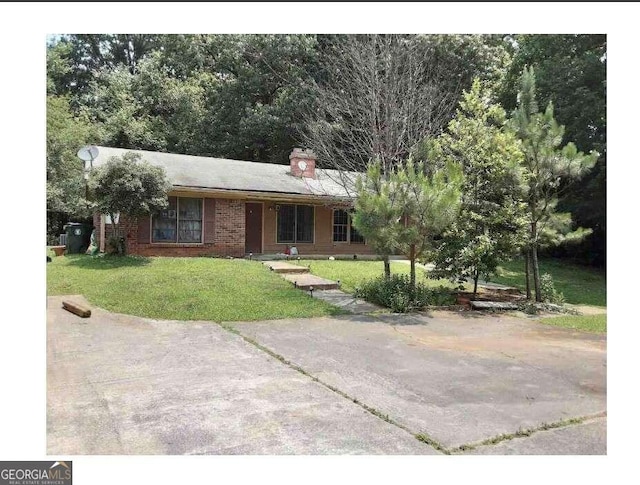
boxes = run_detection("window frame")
[151,197,204,244]
[276,204,315,244]
[332,208,365,245]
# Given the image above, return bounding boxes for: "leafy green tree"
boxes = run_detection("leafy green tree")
[418,79,527,296]
[89,152,172,254]
[351,162,404,279]
[394,159,463,291]
[47,95,99,242]
[509,67,599,301]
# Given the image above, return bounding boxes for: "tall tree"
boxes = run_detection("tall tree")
[510,67,598,301]
[301,34,457,183]
[500,34,606,266]
[420,79,527,296]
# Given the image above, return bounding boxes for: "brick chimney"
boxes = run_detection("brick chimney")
[289,148,316,178]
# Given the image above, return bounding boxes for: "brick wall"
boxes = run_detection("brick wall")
[213,199,245,256]
[93,197,246,257]
[93,196,375,257]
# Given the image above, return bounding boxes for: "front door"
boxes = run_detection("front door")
[245,202,263,254]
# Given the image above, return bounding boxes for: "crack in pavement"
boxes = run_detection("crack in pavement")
[219,321,603,455]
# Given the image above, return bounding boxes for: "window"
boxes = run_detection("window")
[333,209,365,244]
[277,204,314,244]
[152,197,203,243]
[332,209,348,242]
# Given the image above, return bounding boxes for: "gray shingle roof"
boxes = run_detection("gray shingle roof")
[90,146,357,199]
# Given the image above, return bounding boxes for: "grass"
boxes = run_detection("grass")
[539,314,607,333]
[488,258,606,307]
[296,259,460,294]
[47,254,343,321]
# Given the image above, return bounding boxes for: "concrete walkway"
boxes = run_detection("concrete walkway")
[262,260,383,314]
[309,289,382,314]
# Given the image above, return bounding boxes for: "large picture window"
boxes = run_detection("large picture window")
[333,209,365,244]
[152,197,203,243]
[277,204,314,244]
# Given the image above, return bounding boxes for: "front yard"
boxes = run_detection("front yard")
[47,254,341,321]
[296,259,459,293]
[489,258,606,307]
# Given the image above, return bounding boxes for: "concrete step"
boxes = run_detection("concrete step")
[470,301,519,311]
[281,273,339,290]
[310,289,383,314]
[262,261,310,274]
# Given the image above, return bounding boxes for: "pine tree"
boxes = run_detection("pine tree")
[351,162,404,279]
[510,67,599,301]
[393,159,463,291]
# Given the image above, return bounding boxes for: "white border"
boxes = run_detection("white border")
[3,2,638,485]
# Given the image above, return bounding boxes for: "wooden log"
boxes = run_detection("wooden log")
[62,300,91,318]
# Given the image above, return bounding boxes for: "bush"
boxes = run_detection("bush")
[540,273,565,305]
[354,274,455,312]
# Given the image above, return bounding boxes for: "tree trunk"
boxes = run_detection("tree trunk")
[524,249,532,300]
[383,255,391,280]
[532,241,541,302]
[409,244,416,294]
[473,268,479,298]
[110,216,125,255]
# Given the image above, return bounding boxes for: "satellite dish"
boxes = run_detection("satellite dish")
[298,160,308,171]
[77,145,99,162]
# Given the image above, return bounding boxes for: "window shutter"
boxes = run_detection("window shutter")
[203,198,216,243]
[138,214,151,243]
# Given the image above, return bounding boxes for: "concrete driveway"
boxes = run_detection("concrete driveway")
[48,296,606,454]
[47,296,434,454]
[231,311,606,454]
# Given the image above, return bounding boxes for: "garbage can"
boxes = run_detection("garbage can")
[64,223,94,254]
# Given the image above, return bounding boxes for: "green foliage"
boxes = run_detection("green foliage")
[49,34,318,164]
[510,67,598,301]
[89,152,171,253]
[418,79,527,292]
[46,95,96,216]
[90,152,171,218]
[511,67,599,248]
[352,158,463,285]
[490,258,606,307]
[498,35,606,266]
[354,274,455,312]
[351,162,404,275]
[539,273,565,305]
[394,158,464,255]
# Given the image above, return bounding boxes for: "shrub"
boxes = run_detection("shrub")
[540,273,565,305]
[354,274,455,312]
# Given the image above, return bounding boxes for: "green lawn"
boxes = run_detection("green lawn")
[488,258,606,307]
[47,254,342,321]
[297,259,459,294]
[538,314,607,333]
